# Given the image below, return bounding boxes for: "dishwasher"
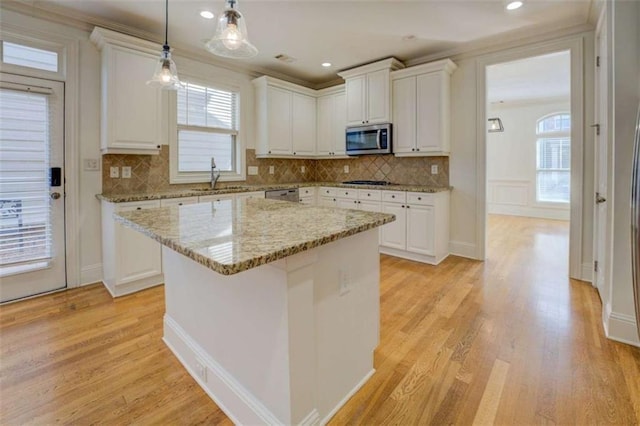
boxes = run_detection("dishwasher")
[265,188,299,202]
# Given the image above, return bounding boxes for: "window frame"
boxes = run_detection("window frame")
[169,75,246,184]
[0,35,65,81]
[535,112,571,205]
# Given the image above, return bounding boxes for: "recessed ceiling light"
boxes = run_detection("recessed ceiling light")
[506,1,523,10]
[200,10,214,19]
[321,62,332,68]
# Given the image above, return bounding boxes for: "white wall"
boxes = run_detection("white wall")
[487,99,571,221]
[603,0,640,346]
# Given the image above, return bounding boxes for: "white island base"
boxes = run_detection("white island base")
[161,229,380,425]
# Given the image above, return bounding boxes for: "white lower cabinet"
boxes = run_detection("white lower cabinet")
[298,187,316,205]
[160,196,199,207]
[101,200,163,297]
[235,191,265,203]
[199,194,235,203]
[379,191,449,265]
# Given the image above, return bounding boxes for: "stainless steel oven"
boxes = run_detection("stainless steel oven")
[346,123,391,155]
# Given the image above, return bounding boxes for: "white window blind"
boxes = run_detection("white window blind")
[2,41,58,73]
[177,82,238,173]
[0,87,52,267]
[536,113,571,203]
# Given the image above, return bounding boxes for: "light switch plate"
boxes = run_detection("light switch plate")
[110,166,119,178]
[248,166,258,175]
[343,165,349,174]
[269,165,275,175]
[301,166,306,173]
[121,166,132,179]
[431,164,439,175]
[83,158,100,171]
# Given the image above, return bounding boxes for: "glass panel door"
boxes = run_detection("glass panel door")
[0,73,66,302]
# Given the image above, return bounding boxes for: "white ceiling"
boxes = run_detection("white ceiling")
[486,50,571,103]
[15,0,593,85]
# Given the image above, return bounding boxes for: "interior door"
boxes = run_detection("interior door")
[0,73,66,302]
[593,20,609,298]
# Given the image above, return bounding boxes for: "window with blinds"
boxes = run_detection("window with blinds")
[177,82,238,173]
[0,88,52,269]
[536,113,571,203]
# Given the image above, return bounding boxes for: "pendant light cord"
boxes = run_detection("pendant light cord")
[164,0,169,47]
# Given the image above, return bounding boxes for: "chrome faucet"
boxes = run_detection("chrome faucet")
[211,157,221,189]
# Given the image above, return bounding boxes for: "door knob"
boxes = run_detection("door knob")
[596,192,606,204]
[50,192,61,200]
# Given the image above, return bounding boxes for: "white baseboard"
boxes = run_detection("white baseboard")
[378,247,446,265]
[488,204,570,221]
[163,314,283,425]
[604,309,640,347]
[320,368,375,426]
[581,262,593,283]
[449,241,477,259]
[79,263,103,286]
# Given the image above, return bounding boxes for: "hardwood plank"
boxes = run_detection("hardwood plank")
[1,214,639,425]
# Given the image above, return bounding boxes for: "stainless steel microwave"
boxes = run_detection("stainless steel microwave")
[346,123,392,155]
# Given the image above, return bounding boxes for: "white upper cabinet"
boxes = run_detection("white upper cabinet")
[90,27,163,155]
[391,59,457,157]
[339,58,404,127]
[253,76,317,158]
[292,93,316,155]
[316,86,347,157]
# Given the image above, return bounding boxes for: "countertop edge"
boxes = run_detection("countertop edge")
[99,182,452,203]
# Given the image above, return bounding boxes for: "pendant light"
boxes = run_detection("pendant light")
[205,0,258,59]
[147,0,183,90]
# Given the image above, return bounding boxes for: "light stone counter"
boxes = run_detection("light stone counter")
[99,182,451,203]
[115,197,394,275]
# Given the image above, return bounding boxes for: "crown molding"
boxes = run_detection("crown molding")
[404,20,594,67]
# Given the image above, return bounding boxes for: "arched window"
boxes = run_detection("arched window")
[536,113,571,203]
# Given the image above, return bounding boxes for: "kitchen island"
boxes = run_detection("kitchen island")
[115,198,394,425]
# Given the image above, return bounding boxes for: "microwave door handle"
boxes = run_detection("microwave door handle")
[376,130,381,149]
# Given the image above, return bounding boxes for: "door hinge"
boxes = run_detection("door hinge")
[591,123,600,135]
[596,56,600,67]
[594,260,599,272]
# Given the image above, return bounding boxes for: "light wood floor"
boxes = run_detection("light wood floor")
[1,215,639,425]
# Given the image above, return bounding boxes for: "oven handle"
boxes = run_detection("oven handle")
[376,130,381,149]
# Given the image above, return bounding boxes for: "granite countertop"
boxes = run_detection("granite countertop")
[98,182,452,203]
[115,198,395,275]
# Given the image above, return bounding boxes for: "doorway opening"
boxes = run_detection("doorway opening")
[485,51,572,277]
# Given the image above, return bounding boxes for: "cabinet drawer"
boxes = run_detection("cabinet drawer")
[299,187,316,197]
[320,187,337,197]
[406,192,434,206]
[199,194,235,203]
[381,191,406,203]
[336,188,358,200]
[358,189,382,201]
[116,200,161,212]
[160,197,199,207]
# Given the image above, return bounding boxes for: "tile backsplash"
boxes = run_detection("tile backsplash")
[102,147,449,194]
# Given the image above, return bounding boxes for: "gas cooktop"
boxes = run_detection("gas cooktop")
[341,180,392,186]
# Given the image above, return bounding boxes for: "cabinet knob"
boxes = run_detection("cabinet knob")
[157,145,161,149]
[401,205,405,208]
[418,197,422,200]
[268,150,272,154]
[178,203,183,206]
[416,148,420,151]
[391,195,395,198]
[354,200,357,204]
[293,152,296,155]
[407,205,410,208]
[136,207,142,210]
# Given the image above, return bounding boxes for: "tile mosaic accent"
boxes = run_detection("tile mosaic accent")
[102,147,449,195]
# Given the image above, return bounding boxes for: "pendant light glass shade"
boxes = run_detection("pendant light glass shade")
[147,0,183,90]
[205,0,258,59]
